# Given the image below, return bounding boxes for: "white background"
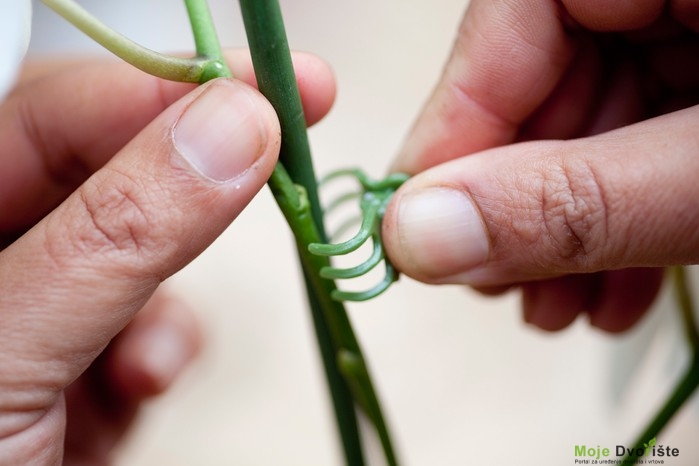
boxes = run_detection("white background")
[27,0,699,464]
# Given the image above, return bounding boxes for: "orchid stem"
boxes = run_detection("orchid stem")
[41,0,208,82]
[625,267,699,460]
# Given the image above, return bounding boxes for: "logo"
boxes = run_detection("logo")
[574,437,680,464]
[644,438,657,457]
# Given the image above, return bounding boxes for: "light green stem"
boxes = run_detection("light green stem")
[41,0,207,82]
[184,0,231,81]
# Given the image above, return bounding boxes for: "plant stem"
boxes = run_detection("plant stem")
[239,2,398,463]
[41,0,207,82]
[269,164,398,466]
[237,0,324,231]
[673,266,699,350]
[624,267,699,459]
[184,0,231,82]
[626,356,699,457]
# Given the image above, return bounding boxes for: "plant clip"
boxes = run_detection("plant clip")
[309,168,409,302]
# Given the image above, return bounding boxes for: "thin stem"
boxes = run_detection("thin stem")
[672,266,699,350]
[184,0,231,82]
[41,0,207,82]
[625,356,699,458]
[624,267,699,460]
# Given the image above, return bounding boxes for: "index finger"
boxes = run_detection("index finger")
[391,0,672,174]
[0,50,335,233]
[392,0,576,173]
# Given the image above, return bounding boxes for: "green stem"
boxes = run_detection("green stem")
[240,3,398,462]
[673,266,699,350]
[269,165,398,466]
[184,0,231,82]
[624,267,699,459]
[41,0,208,82]
[625,355,699,458]
[237,0,324,231]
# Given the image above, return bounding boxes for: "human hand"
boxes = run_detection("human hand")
[383,0,699,332]
[0,51,335,465]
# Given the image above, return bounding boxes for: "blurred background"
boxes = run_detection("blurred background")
[28,0,699,464]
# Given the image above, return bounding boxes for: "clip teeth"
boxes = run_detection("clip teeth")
[309,168,408,302]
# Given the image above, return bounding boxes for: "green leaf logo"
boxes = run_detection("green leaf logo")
[643,437,657,456]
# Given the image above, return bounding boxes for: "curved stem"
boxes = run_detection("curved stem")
[41,0,208,82]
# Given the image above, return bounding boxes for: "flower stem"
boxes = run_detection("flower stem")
[673,266,699,351]
[184,0,231,82]
[41,0,208,82]
[239,2,398,463]
[624,267,699,459]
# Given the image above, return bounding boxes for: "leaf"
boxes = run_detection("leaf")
[649,437,657,447]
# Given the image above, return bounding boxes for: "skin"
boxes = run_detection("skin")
[0,50,335,465]
[383,0,699,332]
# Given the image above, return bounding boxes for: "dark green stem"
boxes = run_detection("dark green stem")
[624,267,699,459]
[269,165,398,465]
[625,356,699,458]
[237,0,324,231]
[673,267,699,350]
[240,3,398,462]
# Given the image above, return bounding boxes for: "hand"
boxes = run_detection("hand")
[0,51,335,464]
[383,0,699,332]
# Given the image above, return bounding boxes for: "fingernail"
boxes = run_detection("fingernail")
[397,187,489,279]
[174,81,266,182]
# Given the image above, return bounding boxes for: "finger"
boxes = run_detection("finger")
[521,273,601,331]
[518,41,605,141]
[0,78,278,457]
[521,268,663,332]
[106,291,201,398]
[562,0,664,31]
[672,0,699,31]
[383,106,699,286]
[0,50,334,232]
[586,268,665,332]
[392,0,578,174]
[63,291,200,465]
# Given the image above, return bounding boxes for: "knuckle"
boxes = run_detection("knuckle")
[68,169,174,266]
[538,156,609,270]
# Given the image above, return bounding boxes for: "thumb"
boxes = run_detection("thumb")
[383,106,699,286]
[0,78,278,459]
